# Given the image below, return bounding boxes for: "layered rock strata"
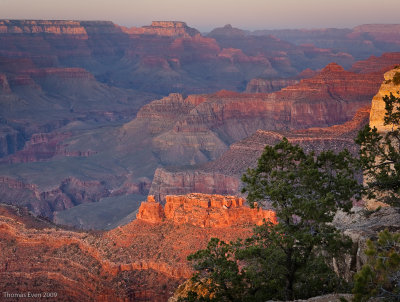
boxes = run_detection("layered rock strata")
[124,21,200,37]
[137,194,276,228]
[150,105,371,200]
[0,191,275,300]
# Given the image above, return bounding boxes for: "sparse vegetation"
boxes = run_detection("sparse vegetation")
[352,92,400,301]
[182,139,361,301]
[353,229,400,302]
[356,93,400,206]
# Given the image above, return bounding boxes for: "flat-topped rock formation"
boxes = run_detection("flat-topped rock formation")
[137,194,276,228]
[124,21,200,37]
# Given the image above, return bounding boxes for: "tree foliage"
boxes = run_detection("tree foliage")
[356,92,400,206]
[352,92,400,301]
[181,139,361,301]
[353,229,400,302]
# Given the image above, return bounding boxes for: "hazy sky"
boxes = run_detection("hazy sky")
[0,0,399,31]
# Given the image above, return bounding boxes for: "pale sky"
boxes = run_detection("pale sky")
[0,0,399,31]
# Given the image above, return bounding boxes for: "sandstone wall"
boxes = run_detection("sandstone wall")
[137,194,276,228]
[369,67,400,132]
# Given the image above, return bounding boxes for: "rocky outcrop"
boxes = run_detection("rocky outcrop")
[164,194,276,228]
[369,67,400,132]
[136,195,166,223]
[365,67,400,209]
[333,206,400,278]
[123,21,200,37]
[0,188,272,301]
[137,194,276,228]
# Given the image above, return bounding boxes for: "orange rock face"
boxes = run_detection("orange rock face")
[1,195,273,301]
[136,195,166,223]
[137,194,276,228]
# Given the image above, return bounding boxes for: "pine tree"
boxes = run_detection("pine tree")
[353,229,400,302]
[356,93,400,206]
[182,139,361,301]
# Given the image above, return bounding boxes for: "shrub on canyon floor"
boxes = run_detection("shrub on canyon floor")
[181,139,361,301]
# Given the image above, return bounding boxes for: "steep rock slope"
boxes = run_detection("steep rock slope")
[149,105,371,201]
[150,63,382,165]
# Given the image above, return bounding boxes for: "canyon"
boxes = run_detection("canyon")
[1,59,389,224]
[0,19,400,301]
[0,193,276,301]
[0,21,399,226]
[1,51,397,227]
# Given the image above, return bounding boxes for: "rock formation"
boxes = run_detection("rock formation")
[350,53,400,74]
[369,67,400,132]
[137,194,276,228]
[124,21,200,37]
[149,168,240,202]
[150,105,371,200]
[148,63,383,167]
[136,195,166,223]
[365,67,400,209]
[0,190,275,301]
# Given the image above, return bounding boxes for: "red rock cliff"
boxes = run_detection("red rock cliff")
[136,195,166,223]
[137,194,276,228]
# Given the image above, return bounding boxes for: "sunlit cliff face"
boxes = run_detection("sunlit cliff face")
[369,67,400,133]
[365,67,400,210]
[137,194,277,227]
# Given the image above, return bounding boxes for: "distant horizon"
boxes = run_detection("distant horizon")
[1,0,399,32]
[1,18,399,33]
